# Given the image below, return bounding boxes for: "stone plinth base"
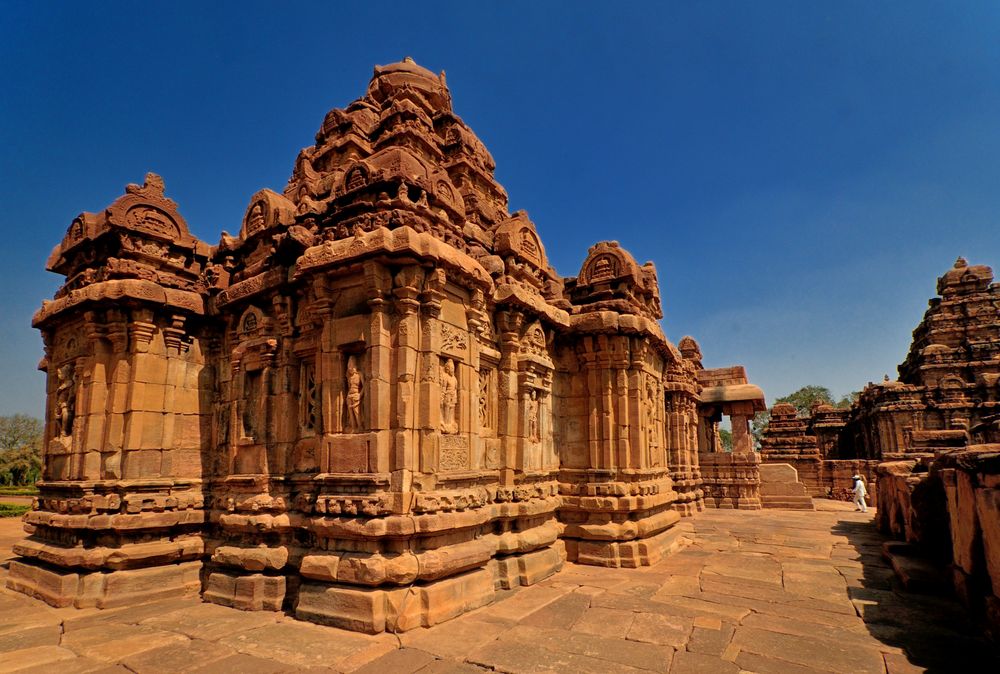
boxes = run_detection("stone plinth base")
[698,452,761,510]
[670,472,705,517]
[295,566,496,634]
[205,541,567,634]
[760,463,814,510]
[564,522,686,568]
[493,541,567,589]
[6,559,201,609]
[203,571,287,611]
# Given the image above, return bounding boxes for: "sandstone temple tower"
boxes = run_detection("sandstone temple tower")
[11,59,758,632]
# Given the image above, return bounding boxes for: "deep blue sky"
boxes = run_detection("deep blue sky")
[2,1,999,417]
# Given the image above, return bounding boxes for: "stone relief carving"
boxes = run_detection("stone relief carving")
[520,227,539,258]
[246,202,266,236]
[441,323,466,353]
[439,434,469,471]
[479,367,492,429]
[301,361,318,432]
[216,402,229,448]
[440,358,458,434]
[589,254,618,283]
[54,363,76,438]
[242,312,258,334]
[345,355,365,432]
[125,205,180,239]
[646,378,659,449]
[241,370,262,441]
[527,389,540,443]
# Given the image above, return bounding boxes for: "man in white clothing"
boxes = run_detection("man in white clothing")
[852,474,868,513]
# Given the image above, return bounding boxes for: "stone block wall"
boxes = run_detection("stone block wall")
[876,447,1000,638]
[697,452,761,510]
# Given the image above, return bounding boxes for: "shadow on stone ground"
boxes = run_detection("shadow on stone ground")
[833,517,999,672]
[0,510,998,673]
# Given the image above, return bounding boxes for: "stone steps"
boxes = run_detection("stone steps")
[760,496,814,510]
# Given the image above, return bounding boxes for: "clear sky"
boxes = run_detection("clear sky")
[2,1,999,417]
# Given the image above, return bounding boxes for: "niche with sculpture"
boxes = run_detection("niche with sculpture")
[229,306,276,474]
[518,322,555,471]
[344,354,365,433]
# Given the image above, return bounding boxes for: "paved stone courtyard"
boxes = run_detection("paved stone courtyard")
[0,503,996,674]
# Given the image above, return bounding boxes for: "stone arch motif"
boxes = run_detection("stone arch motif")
[494,211,548,269]
[578,242,639,287]
[238,306,265,337]
[585,253,619,283]
[521,321,548,357]
[940,375,965,389]
[241,189,296,239]
[99,173,194,246]
[344,163,370,192]
[69,217,85,242]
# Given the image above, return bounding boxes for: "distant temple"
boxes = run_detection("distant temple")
[10,59,763,632]
[759,257,1000,496]
[756,257,1000,636]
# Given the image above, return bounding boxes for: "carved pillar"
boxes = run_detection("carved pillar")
[731,413,752,454]
[392,266,423,482]
[365,263,393,474]
[496,310,522,484]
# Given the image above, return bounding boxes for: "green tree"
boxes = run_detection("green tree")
[775,385,836,417]
[0,415,43,486]
[718,429,733,452]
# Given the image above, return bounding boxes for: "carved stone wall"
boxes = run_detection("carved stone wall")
[12,58,749,631]
[11,175,210,608]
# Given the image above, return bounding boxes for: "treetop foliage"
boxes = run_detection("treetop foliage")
[0,414,43,487]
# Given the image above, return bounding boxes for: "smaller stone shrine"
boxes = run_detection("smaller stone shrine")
[759,402,822,495]
[688,356,766,510]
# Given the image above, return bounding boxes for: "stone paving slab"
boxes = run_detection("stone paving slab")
[0,505,998,673]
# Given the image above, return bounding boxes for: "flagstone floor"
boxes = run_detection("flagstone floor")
[0,503,996,673]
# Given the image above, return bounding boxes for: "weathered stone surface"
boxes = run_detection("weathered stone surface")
[0,508,996,672]
[60,624,190,663]
[16,57,763,632]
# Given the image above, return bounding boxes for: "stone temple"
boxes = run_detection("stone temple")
[9,59,764,632]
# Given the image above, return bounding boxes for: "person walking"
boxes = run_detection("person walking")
[852,474,868,513]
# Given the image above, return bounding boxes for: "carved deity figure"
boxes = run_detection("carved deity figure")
[440,358,458,434]
[645,380,658,448]
[54,363,76,437]
[345,357,364,432]
[247,202,265,235]
[527,389,540,442]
